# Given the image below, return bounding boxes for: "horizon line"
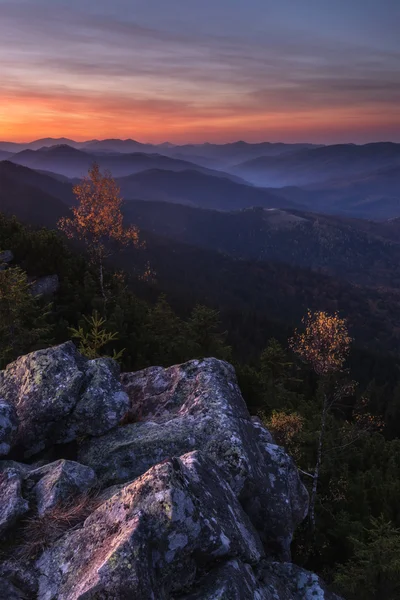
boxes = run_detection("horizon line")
[1,137,399,147]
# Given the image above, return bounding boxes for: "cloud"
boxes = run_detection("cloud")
[0,0,399,142]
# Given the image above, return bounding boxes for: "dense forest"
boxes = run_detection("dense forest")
[1,207,400,599]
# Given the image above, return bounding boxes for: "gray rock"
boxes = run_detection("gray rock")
[257,562,344,600]
[0,250,13,264]
[0,579,24,599]
[81,358,308,559]
[0,560,38,599]
[0,399,18,456]
[0,342,129,457]
[181,559,344,600]
[30,275,59,297]
[37,451,264,600]
[0,468,29,536]
[25,459,97,516]
[180,559,265,600]
[0,460,33,476]
[67,358,130,440]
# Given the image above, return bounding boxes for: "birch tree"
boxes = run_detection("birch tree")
[58,163,140,311]
[290,310,352,530]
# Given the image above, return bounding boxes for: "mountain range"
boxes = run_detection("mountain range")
[8,145,244,180]
[233,142,400,187]
[2,139,400,219]
[0,138,319,166]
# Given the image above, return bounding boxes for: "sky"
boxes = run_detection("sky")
[1,0,399,144]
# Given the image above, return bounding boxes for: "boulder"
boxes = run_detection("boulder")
[0,468,29,536]
[0,250,13,264]
[0,560,38,599]
[181,559,344,600]
[81,358,308,559]
[180,559,264,600]
[0,460,34,476]
[0,342,129,457]
[0,399,18,456]
[257,562,344,600]
[25,459,97,516]
[37,451,264,600]
[30,274,59,297]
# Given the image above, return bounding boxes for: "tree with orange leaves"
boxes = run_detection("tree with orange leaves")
[58,163,141,309]
[290,310,352,530]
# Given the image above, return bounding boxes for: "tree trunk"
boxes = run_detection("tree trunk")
[309,392,328,531]
[99,260,107,314]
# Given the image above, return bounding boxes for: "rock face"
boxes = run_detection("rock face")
[0,348,343,600]
[181,559,343,600]
[0,342,129,457]
[80,359,308,560]
[0,468,29,535]
[25,459,97,516]
[0,399,18,456]
[37,451,264,600]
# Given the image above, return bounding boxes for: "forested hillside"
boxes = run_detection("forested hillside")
[2,210,400,598]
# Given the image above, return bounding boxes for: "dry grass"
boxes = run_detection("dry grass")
[16,491,103,560]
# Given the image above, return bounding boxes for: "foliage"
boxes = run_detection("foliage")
[335,515,400,600]
[69,310,124,361]
[290,310,352,376]
[0,265,51,367]
[187,304,231,360]
[264,410,304,462]
[58,163,141,304]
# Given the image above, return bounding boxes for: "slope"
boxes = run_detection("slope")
[234,142,400,188]
[118,169,300,211]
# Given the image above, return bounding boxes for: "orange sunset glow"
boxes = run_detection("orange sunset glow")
[1,0,399,144]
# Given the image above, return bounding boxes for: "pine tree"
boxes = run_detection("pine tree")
[0,266,51,367]
[335,515,400,600]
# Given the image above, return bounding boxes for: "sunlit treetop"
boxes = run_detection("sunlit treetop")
[59,163,140,260]
[290,310,352,376]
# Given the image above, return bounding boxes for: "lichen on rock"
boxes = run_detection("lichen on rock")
[81,358,309,560]
[0,342,129,457]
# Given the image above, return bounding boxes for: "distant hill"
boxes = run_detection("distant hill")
[0,150,12,160]
[0,138,91,152]
[118,169,299,211]
[118,227,400,355]
[233,142,400,187]
[0,138,320,168]
[0,161,70,227]
[166,140,321,167]
[124,200,400,288]
[266,164,400,220]
[9,145,244,180]
[82,138,156,154]
[0,161,74,205]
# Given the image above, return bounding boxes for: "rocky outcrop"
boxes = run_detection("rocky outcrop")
[37,451,264,599]
[80,359,308,560]
[0,346,343,600]
[0,342,129,456]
